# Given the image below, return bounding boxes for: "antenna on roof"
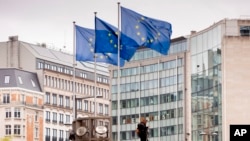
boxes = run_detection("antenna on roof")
[63,30,67,48]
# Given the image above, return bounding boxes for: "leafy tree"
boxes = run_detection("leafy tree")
[0,137,12,141]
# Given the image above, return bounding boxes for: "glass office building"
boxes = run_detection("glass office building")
[190,19,250,141]
[110,37,188,141]
[190,22,222,141]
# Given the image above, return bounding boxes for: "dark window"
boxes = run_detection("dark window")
[3,94,10,103]
[5,125,11,135]
[14,125,21,135]
[240,26,250,36]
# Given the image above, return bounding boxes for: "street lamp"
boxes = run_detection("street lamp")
[74,95,103,119]
[199,131,218,141]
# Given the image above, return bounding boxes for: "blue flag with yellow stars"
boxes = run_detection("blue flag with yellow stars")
[121,7,172,55]
[75,25,125,67]
[95,17,137,61]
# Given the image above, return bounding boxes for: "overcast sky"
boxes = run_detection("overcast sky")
[0,0,249,53]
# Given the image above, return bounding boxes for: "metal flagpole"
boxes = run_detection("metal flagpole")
[94,12,97,117]
[157,59,160,141]
[117,2,121,141]
[139,63,141,121]
[176,56,179,141]
[73,21,77,120]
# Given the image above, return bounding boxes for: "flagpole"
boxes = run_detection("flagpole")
[157,59,160,141]
[117,2,121,141]
[176,55,179,141]
[73,21,77,120]
[94,12,97,117]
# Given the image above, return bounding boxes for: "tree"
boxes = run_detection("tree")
[0,137,12,141]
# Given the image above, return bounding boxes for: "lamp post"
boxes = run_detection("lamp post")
[200,131,218,141]
[66,95,103,141]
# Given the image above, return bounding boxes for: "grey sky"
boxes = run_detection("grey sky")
[0,0,249,53]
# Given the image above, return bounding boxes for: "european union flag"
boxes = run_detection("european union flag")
[121,7,172,55]
[75,25,125,67]
[95,17,137,61]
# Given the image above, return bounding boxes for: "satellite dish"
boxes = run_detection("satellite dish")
[76,127,87,136]
[95,126,108,134]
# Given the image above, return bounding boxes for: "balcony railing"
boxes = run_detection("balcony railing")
[45,136,50,141]
[52,137,57,141]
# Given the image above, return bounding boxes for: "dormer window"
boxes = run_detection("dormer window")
[31,79,36,87]
[18,76,23,84]
[4,76,10,84]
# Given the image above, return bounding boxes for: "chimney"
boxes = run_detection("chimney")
[9,36,18,41]
[190,31,196,35]
[41,43,47,48]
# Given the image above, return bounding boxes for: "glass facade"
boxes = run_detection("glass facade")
[111,38,187,141]
[191,25,222,141]
[129,39,187,61]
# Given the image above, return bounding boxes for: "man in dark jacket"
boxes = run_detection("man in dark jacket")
[137,118,148,141]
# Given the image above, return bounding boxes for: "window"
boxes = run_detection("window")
[18,76,23,84]
[45,128,50,141]
[99,121,103,126]
[66,115,70,123]
[21,94,25,104]
[77,99,82,110]
[45,92,50,104]
[59,95,63,106]
[52,112,57,123]
[4,76,10,84]
[46,111,50,122]
[240,26,250,36]
[53,129,57,141]
[6,108,11,118]
[31,79,36,87]
[44,75,47,86]
[5,125,11,135]
[59,113,64,124]
[99,103,103,114]
[35,127,39,138]
[91,102,95,113]
[37,62,44,69]
[57,78,60,88]
[112,117,117,125]
[47,76,50,86]
[14,108,21,118]
[46,128,50,136]
[59,130,63,141]
[52,94,57,105]
[84,100,88,111]
[33,97,38,106]
[58,67,63,73]
[3,94,10,103]
[104,104,109,115]
[65,96,70,108]
[51,77,54,87]
[149,128,158,137]
[66,131,69,141]
[112,101,117,110]
[80,72,87,78]
[35,112,38,122]
[14,125,21,135]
